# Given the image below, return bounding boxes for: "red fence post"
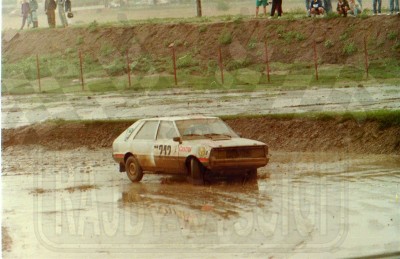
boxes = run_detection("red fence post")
[170,44,178,86]
[313,40,319,81]
[364,36,369,78]
[36,54,41,92]
[79,51,85,91]
[126,49,131,88]
[218,46,224,85]
[264,38,271,83]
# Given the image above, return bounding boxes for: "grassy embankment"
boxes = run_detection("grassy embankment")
[2,14,399,95]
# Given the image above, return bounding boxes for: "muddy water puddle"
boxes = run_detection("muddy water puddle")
[2,147,400,257]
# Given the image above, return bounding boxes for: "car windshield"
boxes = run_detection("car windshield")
[176,118,238,140]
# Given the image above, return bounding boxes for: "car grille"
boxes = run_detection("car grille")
[211,146,266,159]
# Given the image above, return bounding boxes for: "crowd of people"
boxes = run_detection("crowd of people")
[19,0,399,30]
[19,0,72,30]
[255,0,399,18]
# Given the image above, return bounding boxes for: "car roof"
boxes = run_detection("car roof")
[140,115,218,122]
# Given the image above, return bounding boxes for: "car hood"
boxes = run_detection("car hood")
[183,137,266,148]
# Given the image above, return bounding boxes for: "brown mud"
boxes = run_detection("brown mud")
[2,146,400,257]
[2,117,400,154]
[2,16,400,66]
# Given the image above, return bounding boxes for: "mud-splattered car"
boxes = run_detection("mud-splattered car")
[112,116,269,184]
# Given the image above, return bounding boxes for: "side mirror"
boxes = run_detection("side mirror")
[173,136,182,144]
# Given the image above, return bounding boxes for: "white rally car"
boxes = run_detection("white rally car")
[112,116,269,184]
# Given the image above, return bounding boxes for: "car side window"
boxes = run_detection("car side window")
[157,121,178,140]
[134,121,159,140]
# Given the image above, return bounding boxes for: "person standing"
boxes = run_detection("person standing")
[28,0,39,28]
[305,0,311,16]
[388,0,399,15]
[20,0,30,30]
[256,0,269,17]
[270,0,283,18]
[372,0,382,14]
[310,0,325,16]
[45,0,57,27]
[337,0,350,16]
[323,0,332,13]
[348,0,362,15]
[58,0,68,27]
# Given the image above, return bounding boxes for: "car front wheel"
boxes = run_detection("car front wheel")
[126,156,143,183]
[247,169,258,182]
[190,158,204,185]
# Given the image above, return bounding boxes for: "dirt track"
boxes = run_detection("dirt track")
[2,115,400,155]
[2,146,400,258]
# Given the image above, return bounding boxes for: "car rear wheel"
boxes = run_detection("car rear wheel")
[190,158,204,185]
[126,156,143,183]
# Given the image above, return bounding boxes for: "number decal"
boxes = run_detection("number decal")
[158,145,172,156]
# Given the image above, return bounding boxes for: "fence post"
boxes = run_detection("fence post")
[36,54,41,92]
[218,46,224,85]
[126,49,131,88]
[313,40,319,81]
[169,43,178,86]
[79,51,85,91]
[264,38,271,83]
[196,0,202,17]
[364,36,369,78]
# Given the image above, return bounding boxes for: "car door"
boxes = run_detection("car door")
[131,120,159,171]
[153,120,181,173]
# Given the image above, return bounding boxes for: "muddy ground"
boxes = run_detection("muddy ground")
[2,146,400,258]
[2,10,400,257]
[1,85,400,257]
[2,85,400,154]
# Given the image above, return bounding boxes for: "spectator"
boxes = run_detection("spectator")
[45,0,57,28]
[372,0,382,14]
[388,0,399,15]
[323,0,333,13]
[256,0,269,17]
[337,0,350,16]
[28,0,39,28]
[310,0,325,16]
[58,0,68,27]
[348,0,362,15]
[305,0,311,16]
[20,0,30,30]
[269,0,283,18]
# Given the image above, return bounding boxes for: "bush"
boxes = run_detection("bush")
[219,31,232,45]
[104,58,125,76]
[343,42,357,55]
[177,54,198,69]
[387,31,398,41]
[324,40,334,48]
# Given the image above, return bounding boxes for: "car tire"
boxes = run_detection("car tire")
[190,158,204,185]
[247,169,258,182]
[126,156,143,183]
